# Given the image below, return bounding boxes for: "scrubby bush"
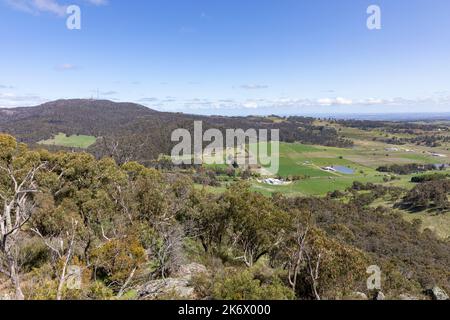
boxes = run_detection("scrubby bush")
[211,268,294,300]
[91,237,146,288]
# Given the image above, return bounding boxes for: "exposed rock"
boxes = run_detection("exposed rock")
[351,292,368,300]
[374,291,385,300]
[429,287,449,300]
[175,263,208,279]
[398,294,419,301]
[138,263,207,300]
[0,294,11,300]
[138,278,194,300]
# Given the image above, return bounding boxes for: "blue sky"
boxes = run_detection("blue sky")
[1,0,450,115]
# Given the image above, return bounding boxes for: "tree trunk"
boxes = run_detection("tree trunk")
[8,255,24,300]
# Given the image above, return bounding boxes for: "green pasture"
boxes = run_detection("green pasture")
[39,133,97,149]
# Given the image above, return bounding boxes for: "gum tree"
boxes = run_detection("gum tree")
[0,135,46,299]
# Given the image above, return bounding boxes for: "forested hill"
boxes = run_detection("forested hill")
[0,99,174,141]
[0,99,352,163]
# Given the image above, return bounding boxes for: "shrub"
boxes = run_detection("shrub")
[91,237,146,288]
[212,268,294,300]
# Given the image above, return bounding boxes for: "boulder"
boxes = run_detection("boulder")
[138,278,194,300]
[138,263,207,300]
[175,263,208,279]
[374,291,385,300]
[429,287,449,300]
[351,292,368,300]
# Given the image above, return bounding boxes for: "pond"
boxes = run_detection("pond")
[434,164,449,170]
[332,166,355,174]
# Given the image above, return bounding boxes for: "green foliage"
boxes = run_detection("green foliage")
[224,182,290,266]
[302,228,369,299]
[17,238,50,273]
[86,281,115,300]
[401,180,450,211]
[0,134,18,160]
[23,264,58,300]
[211,268,294,300]
[182,190,229,253]
[91,237,146,288]
[411,173,449,183]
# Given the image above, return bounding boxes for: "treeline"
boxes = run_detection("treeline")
[400,180,450,212]
[377,163,441,175]
[335,119,449,133]
[334,120,450,147]
[1,134,449,301]
[411,173,449,183]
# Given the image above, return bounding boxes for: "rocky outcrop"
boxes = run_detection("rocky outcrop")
[429,287,449,300]
[174,263,207,278]
[0,294,12,300]
[350,292,368,300]
[138,278,194,299]
[374,291,385,300]
[398,294,419,300]
[137,263,207,300]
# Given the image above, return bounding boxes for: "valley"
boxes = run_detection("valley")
[1,99,449,300]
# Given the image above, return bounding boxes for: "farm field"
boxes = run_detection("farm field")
[39,133,97,149]
[249,138,449,196]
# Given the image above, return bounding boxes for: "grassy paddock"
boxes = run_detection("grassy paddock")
[39,133,97,149]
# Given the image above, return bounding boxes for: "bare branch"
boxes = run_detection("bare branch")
[31,228,63,259]
[117,267,137,298]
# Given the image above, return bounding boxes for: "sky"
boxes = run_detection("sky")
[1,0,450,116]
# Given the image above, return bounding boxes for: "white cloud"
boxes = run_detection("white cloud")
[317,97,353,106]
[33,0,66,15]
[5,0,66,16]
[86,0,107,5]
[4,0,108,16]
[335,97,353,105]
[243,101,259,109]
[0,92,46,107]
[239,84,269,90]
[149,93,450,113]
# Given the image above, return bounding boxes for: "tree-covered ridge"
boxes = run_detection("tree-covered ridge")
[0,99,352,164]
[1,134,449,300]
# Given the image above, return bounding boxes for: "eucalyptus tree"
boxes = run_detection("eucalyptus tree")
[0,135,47,299]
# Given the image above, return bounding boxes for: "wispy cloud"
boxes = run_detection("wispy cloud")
[239,84,269,90]
[317,97,353,106]
[86,0,107,6]
[4,0,108,16]
[100,90,117,96]
[0,92,46,108]
[149,95,450,113]
[55,63,79,70]
[5,0,67,16]
[0,84,15,89]
[138,97,158,103]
